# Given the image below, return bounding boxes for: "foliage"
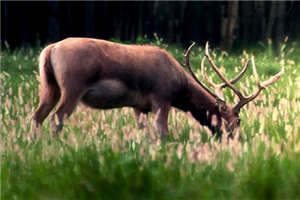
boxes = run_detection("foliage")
[1,39,300,200]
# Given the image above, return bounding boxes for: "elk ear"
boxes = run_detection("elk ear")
[216,98,227,114]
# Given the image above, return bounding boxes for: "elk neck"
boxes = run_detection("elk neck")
[173,73,220,119]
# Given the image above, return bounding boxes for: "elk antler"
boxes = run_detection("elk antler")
[233,56,284,111]
[184,42,220,99]
[201,55,249,99]
[204,42,284,112]
[185,42,201,86]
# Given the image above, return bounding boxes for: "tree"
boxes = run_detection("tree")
[275,2,286,43]
[265,1,277,40]
[47,2,60,42]
[85,1,95,37]
[220,1,239,50]
[254,1,266,41]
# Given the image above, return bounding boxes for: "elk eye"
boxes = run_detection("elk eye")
[236,119,241,126]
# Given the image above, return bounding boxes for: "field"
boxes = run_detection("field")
[1,38,300,199]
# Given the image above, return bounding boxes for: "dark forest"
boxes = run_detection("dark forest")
[2,1,300,49]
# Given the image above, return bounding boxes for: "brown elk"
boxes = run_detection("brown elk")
[32,38,284,138]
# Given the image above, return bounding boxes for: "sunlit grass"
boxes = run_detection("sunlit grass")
[1,39,300,199]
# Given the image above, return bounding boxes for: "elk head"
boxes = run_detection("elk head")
[185,42,284,135]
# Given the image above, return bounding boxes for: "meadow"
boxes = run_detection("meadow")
[1,37,300,199]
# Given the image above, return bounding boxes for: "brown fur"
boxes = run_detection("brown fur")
[33,38,239,138]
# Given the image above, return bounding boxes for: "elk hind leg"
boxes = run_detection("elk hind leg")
[50,90,82,135]
[32,83,60,137]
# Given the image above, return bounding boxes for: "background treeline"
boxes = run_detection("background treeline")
[1,1,300,50]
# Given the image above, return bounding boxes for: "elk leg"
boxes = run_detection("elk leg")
[32,83,60,137]
[133,108,147,129]
[152,102,170,139]
[50,90,82,135]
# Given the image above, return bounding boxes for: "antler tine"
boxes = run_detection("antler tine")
[251,56,260,85]
[184,42,219,99]
[251,56,285,89]
[201,56,217,88]
[228,59,250,85]
[185,42,203,86]
[201,56,224,98]
[260,67,284,87]
[204,42,284,112]
[233,56,284,111]
[201,55,250,99]
[204,42,245,100]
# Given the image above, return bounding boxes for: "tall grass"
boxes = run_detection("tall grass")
[1,38,300,199]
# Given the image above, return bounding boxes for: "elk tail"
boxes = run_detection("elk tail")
[38,44,57,86]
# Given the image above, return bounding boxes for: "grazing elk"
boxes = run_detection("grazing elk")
[32,38,284,138]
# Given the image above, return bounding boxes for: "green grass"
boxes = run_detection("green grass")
[1,38,300,200]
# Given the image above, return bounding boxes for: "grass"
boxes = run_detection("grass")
[1,38,300,199]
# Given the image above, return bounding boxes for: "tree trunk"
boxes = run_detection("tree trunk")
[275,2,286,43]
[167,2,175,43]
[20,4,30,45]
[176,1,187,43]
[221,1,239,50]
[66,4,73,36]
[220,4,227,47]
[2,2,9,45]
[113,6,122,39]
[152,0,160,34]
[254,1,265,41]
[240,1,252,45]
[265,2,277,40]
[85,1,95,37]
[47,2,60,42]
[137,2,143,37]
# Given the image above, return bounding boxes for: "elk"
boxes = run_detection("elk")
[32,38,284,138]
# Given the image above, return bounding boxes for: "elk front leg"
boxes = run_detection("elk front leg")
[152,102,171,139]
[133,108,148,129]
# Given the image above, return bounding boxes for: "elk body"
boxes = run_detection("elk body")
[33,38,284,138]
